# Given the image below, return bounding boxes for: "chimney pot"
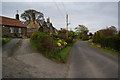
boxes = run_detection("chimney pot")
[16,10,19,20]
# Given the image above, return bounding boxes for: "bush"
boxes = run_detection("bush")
[92,28,120,52]
[100,36,120,51]
[2,38,11,46]
[93,33,120,51]
[31,31,55,54]
[65,38,73,44]
[88,39,92,43]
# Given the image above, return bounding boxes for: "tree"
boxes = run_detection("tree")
[75,25,89,34]
[75,25,89,40]
[68,31,75,39]
[103,26,117,37]
[92,26,118,44]
[21,9,44,22]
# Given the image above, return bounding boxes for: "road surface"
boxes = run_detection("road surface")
[3,39,67,78]
[67,41,118,78]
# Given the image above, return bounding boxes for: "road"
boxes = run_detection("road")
[67,41,118,78]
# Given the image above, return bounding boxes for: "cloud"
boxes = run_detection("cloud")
[1,2,118,32]
[1,0,120,2]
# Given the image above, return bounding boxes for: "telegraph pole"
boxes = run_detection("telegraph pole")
[66,14,68,39]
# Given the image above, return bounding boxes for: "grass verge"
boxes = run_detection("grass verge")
[89,43,120,55]
[30,38,75,63]
[1,38,11,46]
[44,44,74,63]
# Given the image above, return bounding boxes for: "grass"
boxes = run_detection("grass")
[1,38,11,46]
[57,45,72,63]
[44,44,73,63]
[43,39,76,63]
[90,43,120,55]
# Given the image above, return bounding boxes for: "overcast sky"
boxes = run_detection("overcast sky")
[1,2,118,33]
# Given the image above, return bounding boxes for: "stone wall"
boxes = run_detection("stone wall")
[2,25,27,38]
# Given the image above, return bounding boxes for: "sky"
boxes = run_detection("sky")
[1,1,119,33]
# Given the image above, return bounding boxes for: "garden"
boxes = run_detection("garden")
[30,31,75,63]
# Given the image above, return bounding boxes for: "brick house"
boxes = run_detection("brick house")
[0,16,27,38]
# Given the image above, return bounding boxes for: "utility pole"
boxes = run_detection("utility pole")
[66,14,68,39]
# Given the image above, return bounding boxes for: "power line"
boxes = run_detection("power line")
[53,0,65,19]
[61,2,67,14]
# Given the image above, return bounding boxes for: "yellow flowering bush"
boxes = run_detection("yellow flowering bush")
[57,40,68,47]
[88,39,92,43]
[64,42,67,45]
[57,42,62,47]
[58,40,62,42]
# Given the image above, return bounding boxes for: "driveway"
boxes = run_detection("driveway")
[2,39,68,78]
[67,41,118,78]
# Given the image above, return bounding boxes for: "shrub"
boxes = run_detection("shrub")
[93,31,120,51]
[92,27,120,52]
[65,38,73,44]
[30,31,75,63]
[31,31,55,54]
[2,38,11,46]
[100,36,120,51]
[88,39,92,43]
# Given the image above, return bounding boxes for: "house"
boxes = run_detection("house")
[38,17,58,35]
[24,15,58,37]
[0,11,27,38]
[24,20,40,37]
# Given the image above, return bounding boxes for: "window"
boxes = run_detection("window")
[18,28,21,33]
[10,27,14,33]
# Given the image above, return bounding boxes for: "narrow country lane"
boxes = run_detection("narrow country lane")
[67,41,118,78]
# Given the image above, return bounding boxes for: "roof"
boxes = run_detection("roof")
[0,16,26,27]
[27,20,40,28]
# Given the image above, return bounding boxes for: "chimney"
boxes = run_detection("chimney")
[47,17,50,23]
[15,10,19,20]
[32,11,35,21]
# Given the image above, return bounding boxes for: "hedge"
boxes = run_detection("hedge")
[93,36,120,51]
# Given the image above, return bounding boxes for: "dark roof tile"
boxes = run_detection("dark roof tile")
[0,16,26,27]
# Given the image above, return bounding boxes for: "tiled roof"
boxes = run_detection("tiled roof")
[27,20,40,28]
[0,16,26,27]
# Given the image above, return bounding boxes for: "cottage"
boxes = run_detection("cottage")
[38,17,58,35]
[0,12,27,38]
[24,16,58,37]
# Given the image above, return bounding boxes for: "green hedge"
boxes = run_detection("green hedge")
[100,36,120,51]
[93,35,120,52]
